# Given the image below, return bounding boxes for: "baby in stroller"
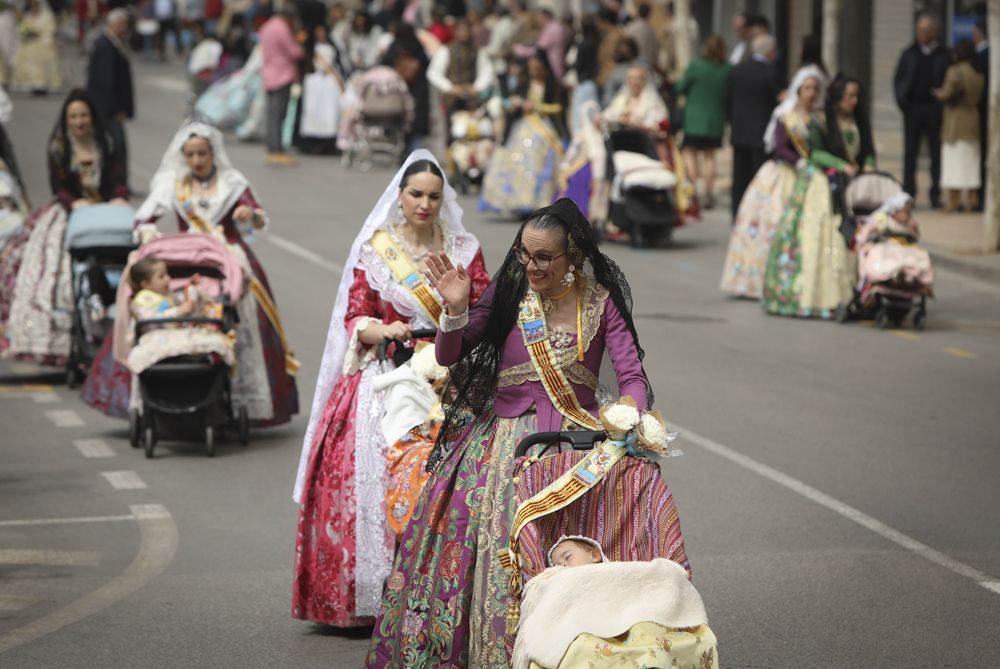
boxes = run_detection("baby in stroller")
[850,192,934,329]
[506,399,717,669]
[126,256,232,375]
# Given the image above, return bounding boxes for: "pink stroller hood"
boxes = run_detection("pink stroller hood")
[111,233,246,365]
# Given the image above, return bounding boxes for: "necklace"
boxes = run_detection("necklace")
[541,283,575,314]
[194,167,217,209]
[391,220,442,261]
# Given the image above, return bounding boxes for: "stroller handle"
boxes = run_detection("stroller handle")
[376,328,438,364]
[514,430,607,459]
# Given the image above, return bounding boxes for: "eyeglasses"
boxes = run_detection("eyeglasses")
[514,246,566,271]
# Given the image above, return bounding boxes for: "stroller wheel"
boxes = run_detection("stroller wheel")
[913,311,927,331]
[629,225,643,248]
[143,426,156,459]
[65,365,81,389]
[835,303,850,324]
[237,406,250,447]
[128,409,142,448]
[876,309,890,330]
[205,426,215,458]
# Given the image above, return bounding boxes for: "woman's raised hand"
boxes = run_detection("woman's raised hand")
[424,252,470,314]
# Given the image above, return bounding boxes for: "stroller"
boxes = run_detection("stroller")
[606,128,679,248]
[838,174,933,329]
[447,108,496,194]
[503,430,715,669]
[64,203,136,387]
[116,233,248,458]
[340,66,414,171]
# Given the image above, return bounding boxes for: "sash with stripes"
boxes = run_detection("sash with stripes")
[501,438,626,632]
[370,229,443,323]
[176,181,300,375]
[517,290,601,431]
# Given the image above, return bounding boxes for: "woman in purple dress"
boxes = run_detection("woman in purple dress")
[366,198,689,668]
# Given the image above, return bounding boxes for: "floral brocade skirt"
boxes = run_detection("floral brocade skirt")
[366,411,539,669]
[762,166,855,318]
[719,160,796,299]
[480,118,561,215]
[530,622,718,669]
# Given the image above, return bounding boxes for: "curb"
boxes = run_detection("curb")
[924,243,1000,284]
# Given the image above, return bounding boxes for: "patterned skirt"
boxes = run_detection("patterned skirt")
[366,412,539,669]
[762,166,855,318]
[719,160,796,299]
[0,201,72,365]
[480,118,561,215]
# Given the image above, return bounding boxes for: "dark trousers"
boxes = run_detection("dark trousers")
[265,84,292,154]
[903,103,942,203]
[731,144,767,218]
[107,117,129,192]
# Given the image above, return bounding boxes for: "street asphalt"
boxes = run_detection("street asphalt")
[1,56,998,668]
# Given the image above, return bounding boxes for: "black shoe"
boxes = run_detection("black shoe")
[930,198,943,209]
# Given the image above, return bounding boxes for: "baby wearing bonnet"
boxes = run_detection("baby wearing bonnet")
[512,534,718,669]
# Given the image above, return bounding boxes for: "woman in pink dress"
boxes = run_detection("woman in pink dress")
[292,150,490,628]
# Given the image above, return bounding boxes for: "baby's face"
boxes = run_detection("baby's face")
[144,262,172,296]
[552,540,602,567]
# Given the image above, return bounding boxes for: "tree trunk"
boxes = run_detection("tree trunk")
[987,0,1000,251]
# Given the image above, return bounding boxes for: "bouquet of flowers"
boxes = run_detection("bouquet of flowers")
[598,395,682,458]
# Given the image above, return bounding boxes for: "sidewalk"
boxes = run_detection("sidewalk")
[918,210,1000,283]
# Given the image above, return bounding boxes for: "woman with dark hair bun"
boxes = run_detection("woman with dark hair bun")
[0,88,127,366]
[292,150,490,629]
[366,198,690,668]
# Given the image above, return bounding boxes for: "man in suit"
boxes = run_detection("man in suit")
[893,14,950,208]
[727,33,782,218]
[974,19,989,212]
[86,9,134,192]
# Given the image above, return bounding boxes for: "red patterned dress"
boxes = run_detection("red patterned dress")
[293,238,489,628]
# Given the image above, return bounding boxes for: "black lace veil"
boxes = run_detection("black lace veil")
[427,198,652,471]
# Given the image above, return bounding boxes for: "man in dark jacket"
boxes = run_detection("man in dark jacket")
[86,9,134,192]
[974,19,989,211]
[727,33,782,218]
[893,14,949,208]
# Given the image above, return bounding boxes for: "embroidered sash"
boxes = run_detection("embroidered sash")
[369,229,443,323]
[782,111,812,160]
[517,290,601,431]
[176,179,300,375]
[501,438,627,632]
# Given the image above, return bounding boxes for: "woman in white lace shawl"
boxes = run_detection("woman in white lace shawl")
[291,150,490,628]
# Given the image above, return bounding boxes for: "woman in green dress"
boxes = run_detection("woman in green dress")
[675,34,730,209]
[762,73,875,319]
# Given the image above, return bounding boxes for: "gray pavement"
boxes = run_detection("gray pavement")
[1,59,999,668]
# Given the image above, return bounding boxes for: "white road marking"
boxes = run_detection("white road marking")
[44,409,84,427]
[100,471,147,490]
[129,504,170,520]
[265,234,344,275]
[0,506,178,653]
[0,550,101,567]
[145,75,187,92]
[0,596,44,613]
[32,392,60,403]
[0,514,134,528]
[669,422,1000,597]
[73,439,116,459]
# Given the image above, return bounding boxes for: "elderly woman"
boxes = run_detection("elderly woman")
[365,198,689,668]
[603,64,669,135]
[935,39,985,212]
[81,122,299,427]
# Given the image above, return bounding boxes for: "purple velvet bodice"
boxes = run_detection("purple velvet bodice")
[436,282,649,431]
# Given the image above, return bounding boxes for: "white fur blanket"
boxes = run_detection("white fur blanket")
[127,328,235,374]
[512,558,708,669]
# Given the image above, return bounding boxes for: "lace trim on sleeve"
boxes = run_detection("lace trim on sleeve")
[342,315,382,377]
